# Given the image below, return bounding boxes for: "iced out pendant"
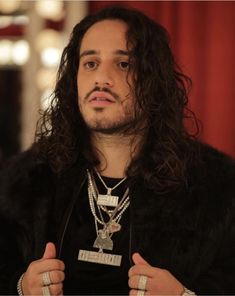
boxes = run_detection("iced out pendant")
[97,188,119,207]
[78,249,122,266]
[93,229,113,251]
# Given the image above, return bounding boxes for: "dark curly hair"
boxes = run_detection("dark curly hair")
[34,6,200,192]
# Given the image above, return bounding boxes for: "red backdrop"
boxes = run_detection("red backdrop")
[89,1,235,158]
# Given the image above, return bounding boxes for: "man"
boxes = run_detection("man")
[0,6,235,296]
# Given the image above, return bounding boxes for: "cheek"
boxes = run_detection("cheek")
[78,98,85,114]
[77,71,93,100]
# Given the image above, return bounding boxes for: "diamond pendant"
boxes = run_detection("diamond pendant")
[93,229,113,251]
[78,249,122,266]
[97,194,119,207]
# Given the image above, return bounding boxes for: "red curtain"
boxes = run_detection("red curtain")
[89,1,235,158]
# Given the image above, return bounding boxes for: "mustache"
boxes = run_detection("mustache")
[84,87,121,101]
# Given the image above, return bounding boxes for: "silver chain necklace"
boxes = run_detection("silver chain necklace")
[87,170,130,226]
[95,168,127,207]
[87,169,130,252]
[89,171,129,218]
[77,169,129,267]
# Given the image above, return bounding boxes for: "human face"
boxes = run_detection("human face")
[77,20,135,134]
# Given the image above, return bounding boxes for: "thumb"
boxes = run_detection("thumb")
[132,252,150,266]
[42,242,56,260]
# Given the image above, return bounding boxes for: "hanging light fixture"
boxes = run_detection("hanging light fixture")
[0,39,13,65]
[35,29,63,68]
[0,0,21,14]
[35,0,64,21]
[12,40,30,66]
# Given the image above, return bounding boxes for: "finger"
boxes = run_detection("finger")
[43,242,57,260]
[129,289,151,296]
[31,258,65,274]
[128,264,158,278]
[49,283,63,296]
[45,270,65,285]
[128,275,138,289]
[128,275,143,289]
[132,253,150,266]
[128,275,149,290]
[130,289,136,296]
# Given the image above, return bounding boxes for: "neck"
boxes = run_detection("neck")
[91,132,142,178]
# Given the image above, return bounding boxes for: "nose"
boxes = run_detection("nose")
[94,64,114,87]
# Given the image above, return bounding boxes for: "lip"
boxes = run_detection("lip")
[88,91,115,103]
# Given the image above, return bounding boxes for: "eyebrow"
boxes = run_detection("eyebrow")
[79,49,130,59]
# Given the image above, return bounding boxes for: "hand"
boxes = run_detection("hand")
[128,253,184,296]
[21,242,65,296]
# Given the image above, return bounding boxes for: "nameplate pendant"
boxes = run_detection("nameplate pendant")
[78,249,122,267]
[97,194,119,207]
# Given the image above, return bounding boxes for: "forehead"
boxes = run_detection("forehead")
[80,20,128,53]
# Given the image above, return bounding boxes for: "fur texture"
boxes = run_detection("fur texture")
[0,143,235,294]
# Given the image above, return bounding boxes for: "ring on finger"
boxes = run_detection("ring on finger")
[42,271,52,286]
[42,285,51,296]
[137,290,145,296]
[138,275,148,290]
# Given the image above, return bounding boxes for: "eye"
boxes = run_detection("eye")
[118,61,131,70]
[84,61,98,70]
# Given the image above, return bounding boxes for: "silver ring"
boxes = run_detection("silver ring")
[138,275,148,290]
[42,285,51,296]
[137,290,145,296]
[42,271,52,286]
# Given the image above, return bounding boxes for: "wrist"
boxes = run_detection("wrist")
[17,273,25,296]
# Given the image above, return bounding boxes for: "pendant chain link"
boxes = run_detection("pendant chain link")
[95,168,127,195]
[87,169,130,228]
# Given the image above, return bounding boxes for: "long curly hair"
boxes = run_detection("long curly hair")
[34,6,200,192]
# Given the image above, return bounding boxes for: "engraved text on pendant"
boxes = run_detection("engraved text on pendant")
[97,194,119,207]
[78,249,122,266]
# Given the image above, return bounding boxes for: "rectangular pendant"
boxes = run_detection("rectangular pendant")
[78,249,122,267]
[97,194,119,207]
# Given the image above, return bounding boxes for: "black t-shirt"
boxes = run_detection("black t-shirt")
[60,175,131,295]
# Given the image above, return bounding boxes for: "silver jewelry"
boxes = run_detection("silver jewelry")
[95,169,127,207]
[182,287,197,296]
[138,275,148,290]
[78,249,122,266]
[93,228,114,250]
[17,273,25,296]
[92,209,123,251]
[88,177,129,251]
[42,286,51,296]
[42,271,52,286]
[87,170,130,227]
[78,169,129,266]
[137,290,145,296]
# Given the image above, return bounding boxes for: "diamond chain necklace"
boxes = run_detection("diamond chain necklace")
[87,169,130,252]
[87,170,130,226]
[95,168,127,196]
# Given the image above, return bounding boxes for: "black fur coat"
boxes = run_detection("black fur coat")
[0,143,235,294]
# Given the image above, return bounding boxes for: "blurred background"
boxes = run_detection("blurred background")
[0,0,235,164]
